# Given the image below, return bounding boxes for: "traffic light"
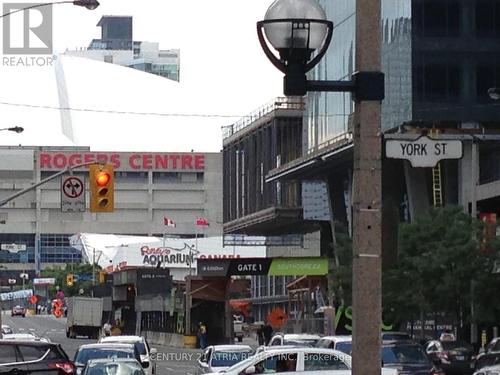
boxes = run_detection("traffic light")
[66,274,74,286]
[89,164,114,212]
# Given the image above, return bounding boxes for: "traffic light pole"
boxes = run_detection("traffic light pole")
[0,161,97,208]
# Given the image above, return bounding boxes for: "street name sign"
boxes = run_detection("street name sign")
[385,136,463,167]
[61,175,85,212]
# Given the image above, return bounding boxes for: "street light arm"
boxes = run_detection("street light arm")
[0,161,96,207]
[0,0,99,18]
[0,1,72,18]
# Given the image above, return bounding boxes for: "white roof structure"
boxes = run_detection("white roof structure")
[70,233,266,280]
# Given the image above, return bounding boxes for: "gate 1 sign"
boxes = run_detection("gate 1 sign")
[197,257,328,277]
[385,136,463,167]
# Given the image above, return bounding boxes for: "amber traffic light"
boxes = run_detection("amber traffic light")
[89,164,114,212]
[66,274,74,286]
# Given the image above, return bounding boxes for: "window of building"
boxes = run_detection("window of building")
[259,276,268,298]
[153,172,180,183]
[275,276,284,296]
[414,63,461,102]
[115,171,148,183]
[476,0,500,37]
[104,55,113,63]
[413,0,460,37]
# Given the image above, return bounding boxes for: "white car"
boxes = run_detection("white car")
[74,343,141,375]
[474,364,500,375]
[99,335,157,375]
[197,345,253,374]
[204,347,398,375]
[268,333,322,347]
[316,335,353,355]
[1,325,13,335]
[2,333,50,342]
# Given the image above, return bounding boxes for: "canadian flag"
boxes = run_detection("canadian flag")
[196,217,210,226]
[163,216,176,227]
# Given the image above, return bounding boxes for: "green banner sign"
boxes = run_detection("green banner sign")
[197,257,328,276]
[268,257,328,276]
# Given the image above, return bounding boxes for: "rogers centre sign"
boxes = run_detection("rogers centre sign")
[39,152,205,171]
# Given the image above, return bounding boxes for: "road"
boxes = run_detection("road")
[2,313,201,375]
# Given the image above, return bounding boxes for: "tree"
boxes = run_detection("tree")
[41,263,98,297]
[384,206,500,338]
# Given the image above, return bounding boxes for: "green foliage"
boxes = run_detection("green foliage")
[41,263,99,297]
[384,206,500,328]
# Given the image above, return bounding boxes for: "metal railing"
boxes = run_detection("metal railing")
[222,97,305,140]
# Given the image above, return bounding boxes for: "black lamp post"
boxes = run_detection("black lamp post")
[257,0,384,100]
[258,1,384,374]
[0,0,99,18]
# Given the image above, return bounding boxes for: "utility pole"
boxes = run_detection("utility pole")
[351,0,383,374]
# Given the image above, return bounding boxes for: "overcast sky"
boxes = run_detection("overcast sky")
[0,0,283,152]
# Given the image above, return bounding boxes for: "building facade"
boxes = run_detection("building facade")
[65,16,180,81]
[0,146,222,276]
[223,0,500,333]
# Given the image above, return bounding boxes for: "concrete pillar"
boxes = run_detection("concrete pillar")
[403,163,430,220]
[458,141,479,214]
[136,311,142,336]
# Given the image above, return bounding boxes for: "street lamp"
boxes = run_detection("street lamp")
[0,126,24,134]
[258,1,384,374]
[0,0,99,18]
[257,0,384,99]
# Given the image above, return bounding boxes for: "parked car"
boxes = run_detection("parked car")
[82,358,145,375]
[268,333,322,347]
[99,335,157,375]
[0,339,75,374]
[196,345,253,374]
[74,343,142,375]
[381,331,412,341]
[485,338,500,354]
[425,340,475,375]
[382,340,445,375]
[474,352,500,372]
[473,363,500,375]
[2,333,51,343]
[1,325,13,335]
[316,335,353,355]
[203,346,398,375]
[11,305,26,317]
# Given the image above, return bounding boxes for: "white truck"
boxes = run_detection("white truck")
[66,297,103,339]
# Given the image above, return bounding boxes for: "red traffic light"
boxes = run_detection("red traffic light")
[96,172,110,187]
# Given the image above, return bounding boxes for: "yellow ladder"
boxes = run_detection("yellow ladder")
[429,129,442,207]
[432,162,443,207]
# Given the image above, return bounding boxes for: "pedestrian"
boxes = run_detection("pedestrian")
[103,321,112,337]
[198,322,207,349]
[257,324,265,346]
[262,324,273,346]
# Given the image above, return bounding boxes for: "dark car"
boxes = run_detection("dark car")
[0,340,75,374]
[426,340,475,375]
[382,340,445,375]
[382,331,413,341]
[11,305,26,317]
